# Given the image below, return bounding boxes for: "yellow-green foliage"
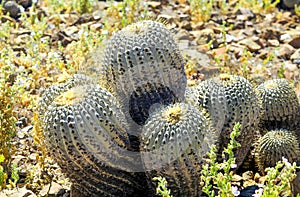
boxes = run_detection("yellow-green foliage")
[188,0,214,23]
[0,67,18,167]
[41,0,96,14]
[105,0,148,32]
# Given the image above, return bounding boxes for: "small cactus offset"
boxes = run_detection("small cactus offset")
[39,78,148,196]
[256,78,299,131]
[101,20,187,126]
[38,74,94,118]
[255,129,300,175]
[140,102,216,196]
[187,74,260,168]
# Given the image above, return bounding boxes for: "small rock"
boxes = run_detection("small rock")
[293,58,300,64]
[147,1,161,8]
[289,36,300,49]
[29,153,37,161]
[280,33,292,43]
[92,10,102,20]
[63,26,79,37]
[267,39,280,47]
[90,23,103,31]
[239,185,260,197]
[235,8,255,20]
[2,187,36,197]
[284,62,298,72]
[195,28,215,45]
[239,38,261,52]
[291,48,300,60]
[242,171,254,180]
[232,174,243,182]
[178,13,190,21]
[39,182,65,197]
[16,0,32,9]
[282,0,300,8]
[276,43,295,59]
[4,1,21,19]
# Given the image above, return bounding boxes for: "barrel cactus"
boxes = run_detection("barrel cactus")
[140,102,216,196]
[256,78,299,131]
[39,77,148,196]
[255,129,300,174]
[186,74,260,168]
[101,20,187,128]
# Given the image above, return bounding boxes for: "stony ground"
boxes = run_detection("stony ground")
[0,0,300,196]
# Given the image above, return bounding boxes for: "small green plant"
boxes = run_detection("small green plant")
[295,4,300,16]
[9,163,19,188]
[0,154,7,189]
[188,0,214,23]
[153,176,173,197]
[201,122,241,197]
[277,63,285,78]
[235,0,280,13]
[105,0,148,32]
[262,157,297,196]
[42,0,95,14]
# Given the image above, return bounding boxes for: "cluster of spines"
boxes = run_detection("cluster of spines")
[140,102,215,196]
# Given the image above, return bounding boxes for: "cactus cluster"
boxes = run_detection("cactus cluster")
[252,78,300,175]
[186,74,260,168]
[38,19,300,197]
[141,102,215,196]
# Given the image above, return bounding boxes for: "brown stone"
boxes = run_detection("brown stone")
[39,182,65,197]
[289,36,300,49]
[239,38,261,52]
[291,48,300,60]
[267,39,280,47]
[277,44,295,59]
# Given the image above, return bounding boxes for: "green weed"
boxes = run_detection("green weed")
[153,176,173,197]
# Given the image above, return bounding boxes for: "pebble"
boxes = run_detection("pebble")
[239,38,261,52]
[39,182,65,197]
[1,187,37,197]
[289,36,300,49]
[267,39,280,47]
[276,43,295,59]
[3,1,21,19]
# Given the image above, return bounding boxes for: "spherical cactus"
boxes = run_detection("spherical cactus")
[186,74,260,168]
[140,102,216,196]
[255,129,300,175]
[101,20,187,127]
[39,79,148,196]
[256,78,299,131]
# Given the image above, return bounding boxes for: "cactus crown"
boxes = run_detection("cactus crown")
[163,106,182,124]
[54,87,87,106]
